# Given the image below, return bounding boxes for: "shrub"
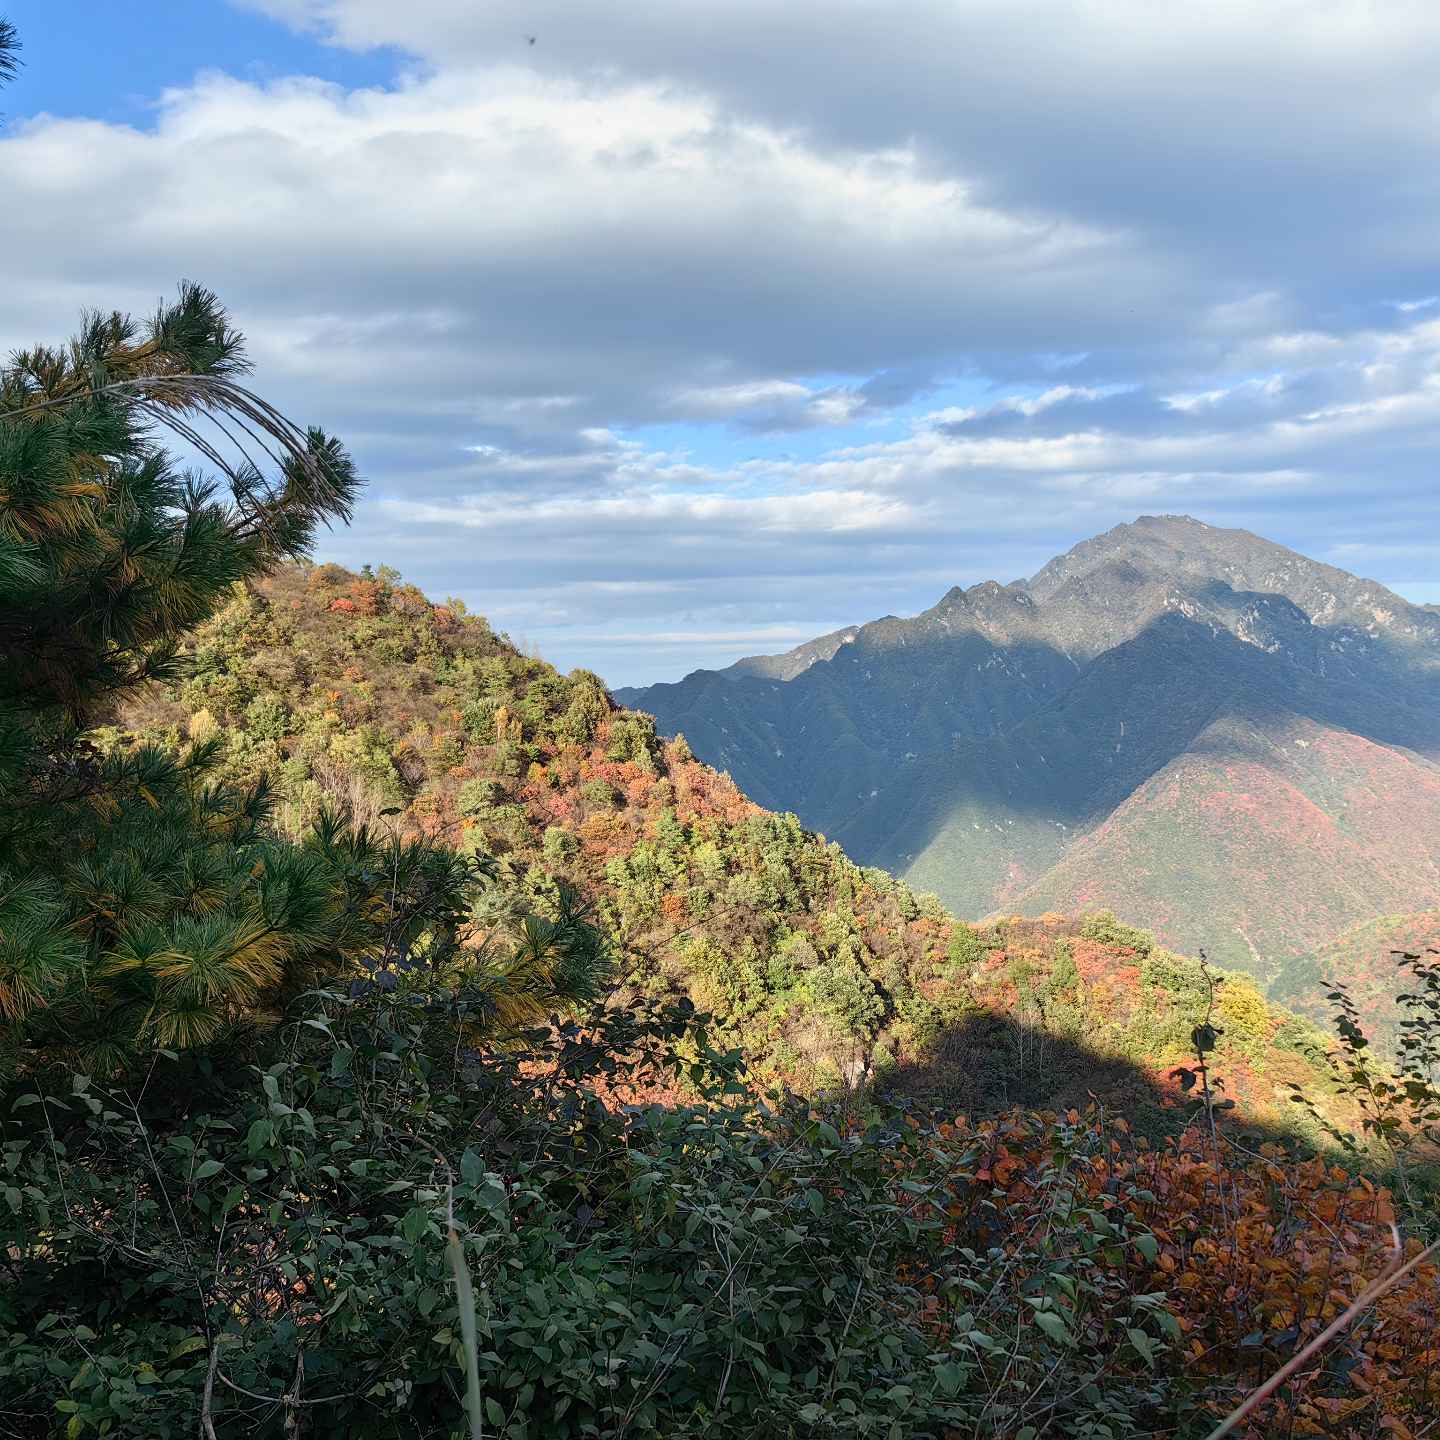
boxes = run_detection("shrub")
[457,778,503,814]
[580,777,617,810]
[243,692,290,743]
[307,562,354,592]
[947,924,993,969]
[542,825,579,865]
[808,957,886,1034]
[1081,908,1156,956]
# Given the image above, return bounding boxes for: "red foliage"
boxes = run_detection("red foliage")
[348,579,382,616]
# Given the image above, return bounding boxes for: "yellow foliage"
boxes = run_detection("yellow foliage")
[187,709,219,744]
[1217,977,1271,1036]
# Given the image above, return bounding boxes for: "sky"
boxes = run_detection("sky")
[5,0,1440,686]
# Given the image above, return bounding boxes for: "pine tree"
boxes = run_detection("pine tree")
[0,289,608,1076]
[0,287,359,1068]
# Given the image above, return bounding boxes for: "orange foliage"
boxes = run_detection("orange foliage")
[348,579,382,616]
[908,1112,1440,1435]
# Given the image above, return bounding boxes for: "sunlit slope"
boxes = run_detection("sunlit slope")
[1270,909,1440,1047]
[1005,711,1440,973]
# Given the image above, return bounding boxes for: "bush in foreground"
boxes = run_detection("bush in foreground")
[3,962,1437,1440]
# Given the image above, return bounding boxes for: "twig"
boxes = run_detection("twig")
[202,1341,221,1440]
[1205,1227,1440,1440]
[215,1372,357,1407]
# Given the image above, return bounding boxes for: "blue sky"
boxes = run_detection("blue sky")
[3,0,396,124]
[6,0,1440,684]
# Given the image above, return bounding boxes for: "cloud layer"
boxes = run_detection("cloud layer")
[5,0,1440,682]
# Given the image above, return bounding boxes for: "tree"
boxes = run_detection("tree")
[0,283,359,733]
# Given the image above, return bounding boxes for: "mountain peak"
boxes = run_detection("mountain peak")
[1025,515,1422,638]
[720,623,862,682]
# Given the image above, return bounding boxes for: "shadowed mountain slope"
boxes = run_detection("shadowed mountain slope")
[618,516,1440,974]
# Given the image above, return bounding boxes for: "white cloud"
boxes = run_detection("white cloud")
[8,0,1440,683]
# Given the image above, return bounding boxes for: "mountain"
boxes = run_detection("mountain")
[108,558,1347,1131]
[616,515,1440,973]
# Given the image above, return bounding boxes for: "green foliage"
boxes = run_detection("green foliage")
[564,675,608,745]
[580,777,618,810]
[1288,950,1440,1201]
[542,825,579,866]
[807,958,886,1033]
[604,713,658,771]
[947,925,994,969]
[0,285,358,732]
[0,983,1193,1440]
[1081,910,1156,957]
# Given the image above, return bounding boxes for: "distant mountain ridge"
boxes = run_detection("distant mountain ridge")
[722,624,863,681]
[616,515,1440,973]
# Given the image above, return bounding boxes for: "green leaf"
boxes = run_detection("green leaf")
[1126,1327,1156,1366]
[245,1119,272,1159]
[806,1189,824,1216]
[630,1172,657,1198]
[478,1178,508,1216]
[460,1148,483,1185]
[1031,1309,1069,1344]
[933,1362,964,1397]
[1134,1233,1159,1264]
[485,1397,506,1427]
[193,1159,225,1180]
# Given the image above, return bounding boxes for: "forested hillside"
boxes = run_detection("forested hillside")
[111,559,1349,1123]
[620,515,1440,975]
[1269,908,1440,1046]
